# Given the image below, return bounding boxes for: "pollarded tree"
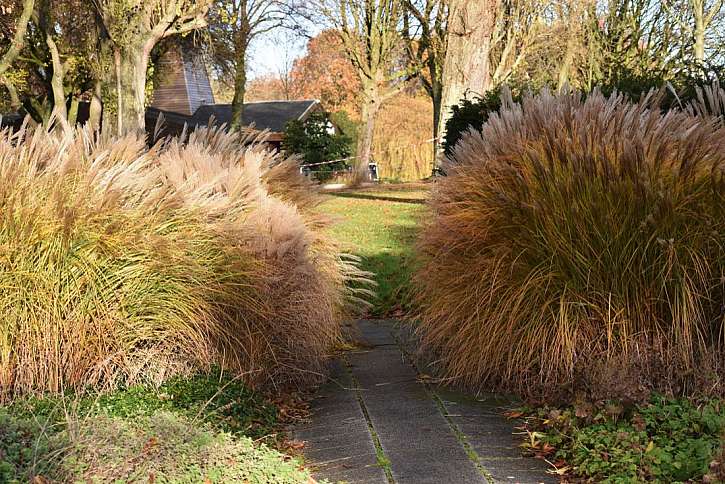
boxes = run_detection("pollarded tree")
[95,0,210,134]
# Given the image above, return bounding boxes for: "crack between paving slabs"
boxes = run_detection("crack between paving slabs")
[341,353,396,484]
[389,325,496,484]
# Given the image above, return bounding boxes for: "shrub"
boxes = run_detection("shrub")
[442,70,725,158]
[282,111,351,181]
[414,87,725,401]
[0,125,364,400]
[442,87,513,157]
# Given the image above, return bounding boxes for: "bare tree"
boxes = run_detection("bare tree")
[276,35,302,100]
[298,0,409,181]
[664,0,724,64]
[489,0,547,86]
[403,0,448,149]
[440,0,547,128]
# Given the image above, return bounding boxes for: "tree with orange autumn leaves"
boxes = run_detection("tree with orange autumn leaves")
[290,30,361,116]
[246,30,361,115]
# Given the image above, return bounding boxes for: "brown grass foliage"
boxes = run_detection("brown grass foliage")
[0,124,364,400]
[374,94,435,182]
[414,87,725,402]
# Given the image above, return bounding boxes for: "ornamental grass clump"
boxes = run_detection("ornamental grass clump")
[0,124,359,400]
[415,87,725,401]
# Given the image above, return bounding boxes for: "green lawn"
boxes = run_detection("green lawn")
[318,188,428,316]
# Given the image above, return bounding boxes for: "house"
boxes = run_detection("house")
[146,46,322,149]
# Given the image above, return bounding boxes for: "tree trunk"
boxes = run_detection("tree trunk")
[113,43,152,135]
[230,50,247,131]
[557,12,578,90]
[89,79,103,131]
[693,6,706,64]
[439,0,497,132]
[46,35,68,122]
[1,77,21,111]
[0,0,35,77]
[431,79,443,156]
[354,93,381,185]
[68,98,79,126]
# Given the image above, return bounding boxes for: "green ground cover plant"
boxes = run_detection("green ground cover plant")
[7,371,278,439]
[0,410,310,483]
[521,397,725,482]
[0,372,308,482]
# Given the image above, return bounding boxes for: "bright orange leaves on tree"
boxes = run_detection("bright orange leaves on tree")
[290,30,361,118]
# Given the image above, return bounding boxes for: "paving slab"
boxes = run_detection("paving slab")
[296,320,556,484]
[293,355,387,484]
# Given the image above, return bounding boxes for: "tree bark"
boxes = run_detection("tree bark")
[89,79,103,131]
[0,77,21,110]
[431,80,443,154]
[110,42,152,135]
[95,2,210,135]
[0,0,35,77]
[693,3,706,63]
[439,0,497,132]
[557,3,580,91]
[46,35,68,121]
[354,88,381,185]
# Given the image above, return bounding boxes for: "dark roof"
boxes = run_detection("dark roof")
[0,112,24,130]
[191,100,319,132]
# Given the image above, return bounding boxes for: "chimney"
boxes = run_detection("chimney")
[150,44,215,116]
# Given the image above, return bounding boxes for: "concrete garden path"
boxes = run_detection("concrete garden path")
[293,320,556,484]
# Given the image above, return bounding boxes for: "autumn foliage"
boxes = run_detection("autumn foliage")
[290,30,361,116]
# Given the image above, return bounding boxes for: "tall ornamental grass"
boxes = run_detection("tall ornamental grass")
[415,87,725,401]
[0,124,364,400]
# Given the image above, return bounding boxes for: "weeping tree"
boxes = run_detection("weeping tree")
[95,0,210,134]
